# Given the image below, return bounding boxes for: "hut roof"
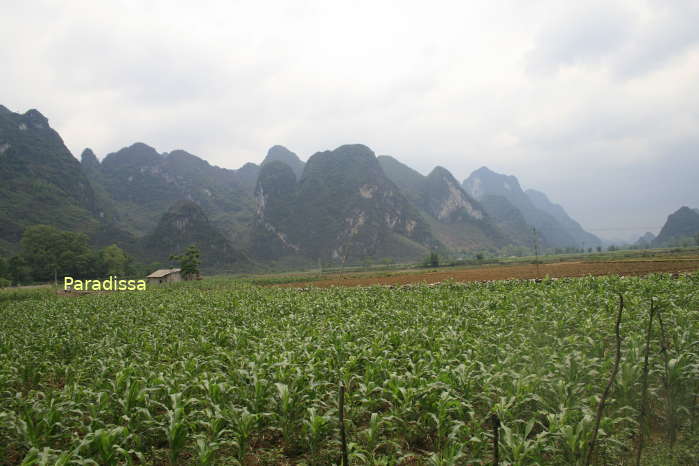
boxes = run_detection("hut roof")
[146,268,182,278]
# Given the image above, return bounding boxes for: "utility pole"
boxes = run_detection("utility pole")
[532,227,540,277]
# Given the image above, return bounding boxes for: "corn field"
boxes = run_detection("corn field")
[1,274,698,464]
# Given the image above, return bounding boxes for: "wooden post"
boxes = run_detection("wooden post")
[635,297,655,466]
[492,413,500,465]
[339,383,349,465]
[532,227,540,278]
[586,294,624,466]
[657,306,676,445]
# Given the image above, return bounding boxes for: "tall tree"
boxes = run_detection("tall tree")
[101,244,129,276]
[170,245,201,279]
[0,256,7,279]
[20,225,97,280]
[0,256,10,287]
[8,256,31,285]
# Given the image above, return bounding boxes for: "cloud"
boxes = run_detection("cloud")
[526,0,699,78]
[0,0,697,239]
[526,2,635,74]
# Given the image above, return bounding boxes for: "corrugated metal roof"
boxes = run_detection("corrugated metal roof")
[146,268,182,278]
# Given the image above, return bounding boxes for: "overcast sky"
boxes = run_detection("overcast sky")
[2,0,698,241]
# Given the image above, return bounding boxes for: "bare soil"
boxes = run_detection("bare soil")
[276,259,699,288]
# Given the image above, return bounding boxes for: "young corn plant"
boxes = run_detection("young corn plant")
[425,438,466,466]
[163,393,192,465]
[1,273,698,463]
[499,419,551,465]
[19,446,80,466]
[192,405,233,465]
[81,426,143,466]
[302,407,332,460]
[193,435,219,466]
[228,406,259,462]
[274,382,304,453]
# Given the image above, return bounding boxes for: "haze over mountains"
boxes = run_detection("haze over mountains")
[463,167,603,249]
[1,105,696,270]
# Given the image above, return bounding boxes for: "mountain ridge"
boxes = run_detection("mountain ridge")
[261,145,305,180]
[0,106,102,254]
[143,200,253,271]
[87,142,258,245]
[463,166,600,249]
[653,207,699,247]
[525,188,602,247]
[254,144,438,264]
[0,104,618,268]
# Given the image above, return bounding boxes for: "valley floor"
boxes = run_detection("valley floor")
[275,257,699,288]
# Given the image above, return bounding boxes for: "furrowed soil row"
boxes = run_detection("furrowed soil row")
[277,259,699,287]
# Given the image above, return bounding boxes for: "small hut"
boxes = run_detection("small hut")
[146,268,182,285]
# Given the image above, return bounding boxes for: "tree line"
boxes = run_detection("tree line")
[0,225,143,286]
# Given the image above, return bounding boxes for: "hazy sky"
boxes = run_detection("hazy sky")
[2,0,698,241]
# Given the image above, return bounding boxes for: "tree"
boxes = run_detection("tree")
[20,225,97,281]
[8,255,31,286]
[429,251,439,267]
[170,245,201,279]
[695,232,699,246]
[20,225,61,281]
[0,256,10,287]
[101,244,129,276]
[422,251,440,268]
[596,246,602,253]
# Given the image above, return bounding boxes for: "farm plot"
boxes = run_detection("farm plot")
[277,259,699,288]
[1,274,698,464]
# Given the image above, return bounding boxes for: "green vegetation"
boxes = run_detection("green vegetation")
[653,207,699,247]
[254,144,436,264]
[21,225,100,281]
[1,274,698,464]
[146,201,251,270]
[0,225,137,286]
[0,108,102,249]
[421,251,440,268]
[101,244,130,277]
[0,286,56,304]
[96,143,258,245]
[171,245,202,279]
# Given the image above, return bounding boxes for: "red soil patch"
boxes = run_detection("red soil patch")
[276,260,699,288]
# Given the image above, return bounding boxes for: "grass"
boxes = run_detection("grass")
[0,285,56,305]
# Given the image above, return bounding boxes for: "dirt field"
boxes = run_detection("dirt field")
[277,259,699,288]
